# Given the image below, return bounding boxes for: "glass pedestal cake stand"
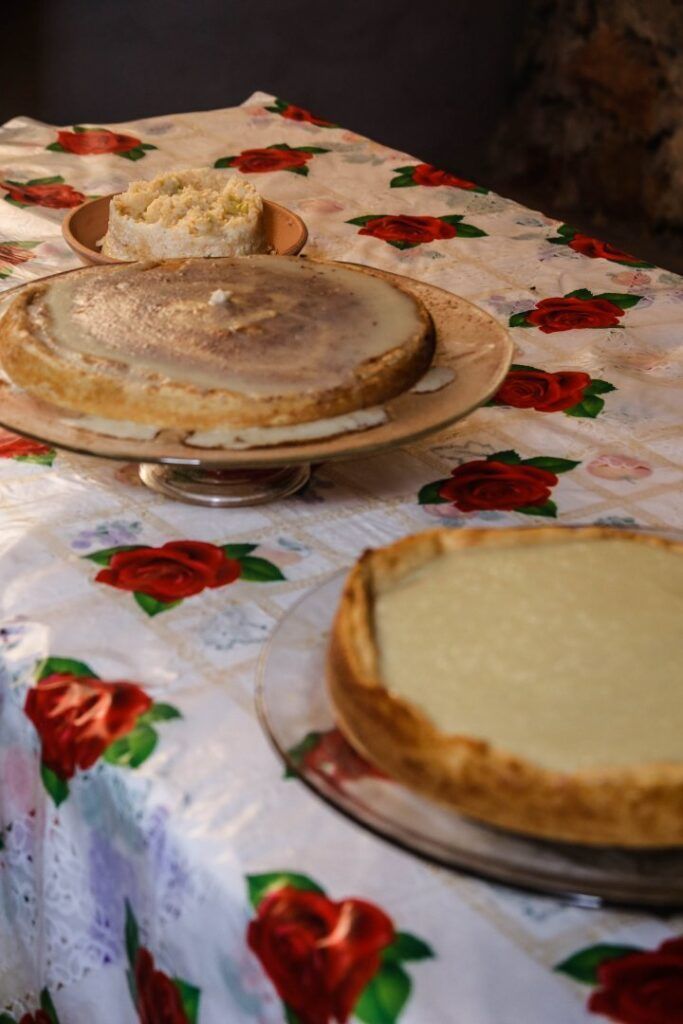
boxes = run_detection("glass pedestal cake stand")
[257,571,683,910]
[0,269,512,507]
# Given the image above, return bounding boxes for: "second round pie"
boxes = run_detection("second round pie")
[0,255,434,430]
[328,526,683,847]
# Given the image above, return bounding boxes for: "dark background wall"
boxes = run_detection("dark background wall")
[4,0,682,271]
[4,0,523,180]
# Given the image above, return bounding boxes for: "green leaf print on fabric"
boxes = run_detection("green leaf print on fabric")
[246,872,433,1024]
[420,450,580,516]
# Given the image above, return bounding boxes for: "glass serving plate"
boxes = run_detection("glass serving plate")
[257,570,683,909]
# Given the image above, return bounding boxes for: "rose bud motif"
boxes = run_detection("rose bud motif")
[134,948,190,1024]
[493,369,591,412]
[0,432,53,459]
[56,128,143,155]
[526,296,625,333]
[278,103,335,127]
[95,541,241,602]
[24,673,152,780]
[588,937,683,1024]
[248,886,394,1024]
[358,214,457,246]
[302,728,385,786]
[439,460,558,513]
[1,180,85,208]
[228,147,313,173]
[567,233,643,265]
[411,164,479,190]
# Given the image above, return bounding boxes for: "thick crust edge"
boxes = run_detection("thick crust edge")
[327,526,683,847]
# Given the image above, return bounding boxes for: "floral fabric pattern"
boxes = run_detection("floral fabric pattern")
[24,656,180,804]
[0,89,681,1024]
[0,430,55,464]
[548,224,653,267]
[491,365,616,418]
[556,936,683,1024]
[47,126,157,160]
[265,98,337,127]
[89,540,284,615]
[390,164,487,192]
[246,872,433,1024]
[0,990,59,1024]
[215,143,329,175]
[286,728,385,787]
[125,903,199,1024]
[510,289,642,333]
[0,176,85,208]
[420,450,579,517]
[347,213,486,248]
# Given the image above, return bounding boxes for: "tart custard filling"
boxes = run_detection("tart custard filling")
[373,539,683,773]
[30,256,426,397]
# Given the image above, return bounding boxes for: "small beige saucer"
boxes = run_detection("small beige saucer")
[62,193,308,265]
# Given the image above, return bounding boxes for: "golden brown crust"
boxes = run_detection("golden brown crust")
[0,258,435,430]
[327,526,683,847]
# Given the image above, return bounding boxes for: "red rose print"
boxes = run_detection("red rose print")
[548,226,652,267]
[411,164,479,190]
[56,127,142,155]
[588,937,683,1024]
[350,211,485,244]
[0,243,34,267]
[0,432,53,459]
[568,233,644,265]
[526,296,625,333]
[359,214,457,245]
[1,181,85,209]
[439,460,558,512]
[135,948,189,1024]
[14,989,60,1024]
[279,104,335,127]
[24,673,152,780]
[493,369,591,412]
[248,886,394,1024]
[230,147,312,173]
[95,540,241,602]
[303,728,385,786]
[266,98,336,127]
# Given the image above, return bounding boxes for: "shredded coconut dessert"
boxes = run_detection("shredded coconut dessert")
[101,168,265,260]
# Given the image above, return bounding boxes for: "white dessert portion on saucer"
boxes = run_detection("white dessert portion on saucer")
[101,168,265,259]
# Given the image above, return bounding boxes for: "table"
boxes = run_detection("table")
[0,91,681,1024]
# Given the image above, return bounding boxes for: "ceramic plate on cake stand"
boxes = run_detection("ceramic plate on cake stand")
[0,264,512,506]
[256,570,683,909]
[62,192,308,264]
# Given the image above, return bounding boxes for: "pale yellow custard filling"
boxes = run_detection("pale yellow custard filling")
[374,539,683,772]
[34,257,424,396]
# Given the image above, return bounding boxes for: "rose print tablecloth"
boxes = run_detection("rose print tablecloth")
[0,92,682,1024]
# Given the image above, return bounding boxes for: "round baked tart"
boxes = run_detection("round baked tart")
[328,526,683,847]
[0,255,434,430]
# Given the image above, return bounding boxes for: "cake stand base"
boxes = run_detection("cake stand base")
[138,462,311,507]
